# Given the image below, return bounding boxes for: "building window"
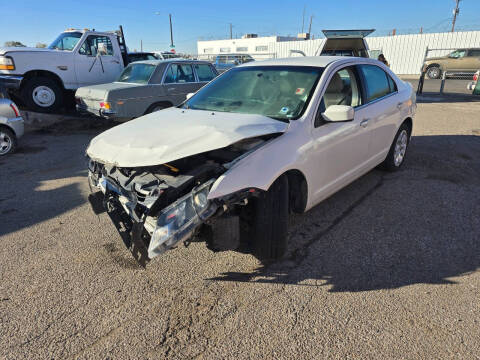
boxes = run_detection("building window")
[236,47,248,52]
[203,48,213,54]
[220,47,231,53]
[255,45,268,52]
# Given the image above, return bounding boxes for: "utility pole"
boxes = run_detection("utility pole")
[308,15,313,36]
[451,0,461,32]
[140,39,143,52]
[229,23,233,39]
[301,5,306,33]
[169,13,174,48]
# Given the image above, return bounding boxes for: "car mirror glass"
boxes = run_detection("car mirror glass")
[322,105,354,122]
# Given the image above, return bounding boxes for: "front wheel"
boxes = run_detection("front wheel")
[22,77,64,113]
[248,175,289,262]
[380,123,410,171]
[426,66,441,79]
[0,128,17,155]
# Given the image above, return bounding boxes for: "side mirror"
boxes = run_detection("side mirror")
[322,105,354,122]
[186,92,195,100]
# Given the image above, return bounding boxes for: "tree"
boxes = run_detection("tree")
[4,41,26,47]
[36,43,47,48]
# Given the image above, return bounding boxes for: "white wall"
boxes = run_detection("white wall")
[198,31,480,74]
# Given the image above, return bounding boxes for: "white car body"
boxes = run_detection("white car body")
[86,56,416,265]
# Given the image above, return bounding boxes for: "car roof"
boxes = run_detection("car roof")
[239,56,363,68]
[126,59,212,66]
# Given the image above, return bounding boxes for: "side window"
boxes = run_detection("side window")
[79,35,114,56]
[164,64,195,84]
[315,67,362,127]
[359,64,392,103]
[194,64,216,82]
[387,74,397,93]
[468,49,480,57]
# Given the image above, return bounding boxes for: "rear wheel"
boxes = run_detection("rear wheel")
[145,102,170,114]
[0,128,17,156]
[380,123,410,171]
[22,77,63,113]
[248,175,289,262]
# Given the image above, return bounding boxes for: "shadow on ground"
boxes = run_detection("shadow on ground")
[210,135,480,292]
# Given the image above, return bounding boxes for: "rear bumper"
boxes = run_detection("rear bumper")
[76,104,117,119]
[0,75,23,90]
[6,116,24,138]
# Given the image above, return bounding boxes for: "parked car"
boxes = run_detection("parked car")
[128,52,160,62]
[214,54,254,73]
[0,98,23,155]
[76,59,218,121]
[424,48,480,79]
[316,29,374,57]
[86,56,416,266]
[155,51,183,60]
[0,27,131,113]
[467,70,480,95]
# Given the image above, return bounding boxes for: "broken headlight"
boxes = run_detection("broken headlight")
[148,179,217,258]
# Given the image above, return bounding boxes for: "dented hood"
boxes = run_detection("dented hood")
[86,107,288,167]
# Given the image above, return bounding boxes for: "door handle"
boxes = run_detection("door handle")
[397,102,403,109]
[360,119,369,128]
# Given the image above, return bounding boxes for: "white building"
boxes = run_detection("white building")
[197,35,300,59]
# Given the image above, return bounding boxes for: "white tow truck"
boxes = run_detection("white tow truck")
[0,27,130,112]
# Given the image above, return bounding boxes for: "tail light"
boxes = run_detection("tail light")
[9,103,20,117]
[474,73,479,82]
[100,102,111,109]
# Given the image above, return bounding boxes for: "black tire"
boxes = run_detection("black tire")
[21,76,64,113]
[380,123,411,172]
[145,102,170,114]
[426,65,441,79]
[249,175,289,262]
[0,127,17,156]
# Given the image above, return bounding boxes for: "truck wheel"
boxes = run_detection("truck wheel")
[426,65,441,79]
[22,77,63,113]
[249,175,289,262]
[0,127,17,156]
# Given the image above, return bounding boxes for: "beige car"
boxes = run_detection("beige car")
[424,48,480,79]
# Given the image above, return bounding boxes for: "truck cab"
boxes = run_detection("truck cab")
[0,28,128,112]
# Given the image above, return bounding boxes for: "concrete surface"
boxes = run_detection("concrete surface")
[0,101,479,359]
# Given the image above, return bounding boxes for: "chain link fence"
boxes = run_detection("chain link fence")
[417,47,478,95]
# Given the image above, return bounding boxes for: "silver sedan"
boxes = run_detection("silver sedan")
[0,98,24,155]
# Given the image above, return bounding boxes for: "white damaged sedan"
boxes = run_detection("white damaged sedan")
[86,56,416,266]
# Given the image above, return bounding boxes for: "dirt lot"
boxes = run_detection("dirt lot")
[1,98,479,359]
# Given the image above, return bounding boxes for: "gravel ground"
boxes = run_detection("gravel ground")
[0,100,479,359]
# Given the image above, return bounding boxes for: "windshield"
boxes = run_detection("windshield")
[183,66,323,121]
[48,32,82,51]
[117,63,156,84]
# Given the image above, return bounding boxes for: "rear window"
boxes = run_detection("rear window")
[194,64,217,82]
[117,63,156,84]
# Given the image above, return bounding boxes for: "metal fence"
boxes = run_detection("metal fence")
[416,47,477,95]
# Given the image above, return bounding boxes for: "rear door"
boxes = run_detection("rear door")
[193,63,218,88]
[162,63,198,104]
[465,49,480,71]
[357,64,401,162]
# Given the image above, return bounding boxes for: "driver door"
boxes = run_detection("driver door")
[309,66,372,203]
[75,35,123,87]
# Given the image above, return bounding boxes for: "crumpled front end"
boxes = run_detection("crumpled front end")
[87,136,275,266]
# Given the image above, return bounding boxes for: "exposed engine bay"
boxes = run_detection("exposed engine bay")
[87,135,277,266]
